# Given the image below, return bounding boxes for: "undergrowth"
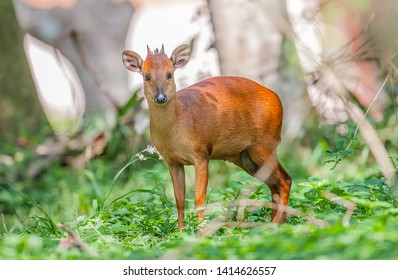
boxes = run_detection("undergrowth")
[1,136,398,259]
[1,102,398,259]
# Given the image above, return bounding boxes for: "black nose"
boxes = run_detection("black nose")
[154,93,168,104]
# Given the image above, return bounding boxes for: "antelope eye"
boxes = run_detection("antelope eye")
[144,74,151,82]
[167,72,173,80]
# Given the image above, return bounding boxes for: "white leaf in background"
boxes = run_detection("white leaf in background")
[24,33,85,135]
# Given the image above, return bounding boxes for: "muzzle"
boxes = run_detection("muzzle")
[154,89,168,104]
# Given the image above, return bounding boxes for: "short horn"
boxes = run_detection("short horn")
[160,44,165,54]
[147,45,152,54]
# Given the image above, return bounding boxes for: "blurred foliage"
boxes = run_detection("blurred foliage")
[0,1,46,143]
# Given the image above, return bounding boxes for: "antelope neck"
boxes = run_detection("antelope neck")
[147,97,180,133]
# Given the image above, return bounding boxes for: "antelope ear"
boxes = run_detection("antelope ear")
[170,44,190,69]
[122,50,143,73]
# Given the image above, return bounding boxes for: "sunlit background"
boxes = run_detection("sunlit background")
[1,0,396,179]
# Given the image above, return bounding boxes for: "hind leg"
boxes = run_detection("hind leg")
[246,148,292,223]
[265,163,291,223]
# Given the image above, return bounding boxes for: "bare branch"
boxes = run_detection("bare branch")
[322,191,356,226]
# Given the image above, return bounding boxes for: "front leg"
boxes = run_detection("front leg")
[167,162,186,230]
[194,159,209,224]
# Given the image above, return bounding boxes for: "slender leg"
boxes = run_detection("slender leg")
[194,159,209,224]
[248,147,292,223]
[266,163,292,223]
[167,162,186,230]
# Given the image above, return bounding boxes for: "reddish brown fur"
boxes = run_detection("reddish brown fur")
[122,45,292,230]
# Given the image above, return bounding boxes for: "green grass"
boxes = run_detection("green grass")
[1,127,398,260]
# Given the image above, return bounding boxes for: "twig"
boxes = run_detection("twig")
[321,191,356,226]
[70,29,120,109]
[347,101,396,185]
[200,198,329,237]
[57,223,98,257]
[344,70,391,155]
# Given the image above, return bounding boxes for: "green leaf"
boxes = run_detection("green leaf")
[117,89,140,118]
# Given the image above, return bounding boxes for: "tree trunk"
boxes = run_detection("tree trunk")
[0,1,45,143]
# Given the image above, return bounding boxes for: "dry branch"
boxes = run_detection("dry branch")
[57,223,98,257]
[346,102,396,184]
[201,198,329,237]
[321,191,356,226]
[70,30,120,110]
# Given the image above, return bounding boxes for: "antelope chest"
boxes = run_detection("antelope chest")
[151,129,195,165]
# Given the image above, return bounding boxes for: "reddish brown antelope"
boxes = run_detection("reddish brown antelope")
[122,44,291,230]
